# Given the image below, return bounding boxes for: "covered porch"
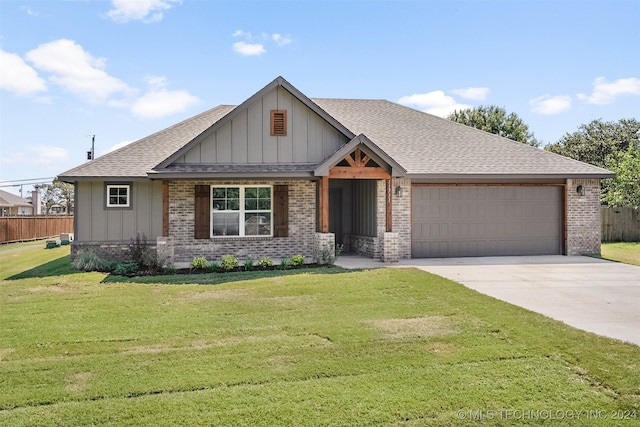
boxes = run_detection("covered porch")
[313,135,407,263]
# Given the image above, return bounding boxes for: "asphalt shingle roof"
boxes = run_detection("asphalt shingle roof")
[312,98,612,177]
[59,92,612,180]
[59,105,235,179]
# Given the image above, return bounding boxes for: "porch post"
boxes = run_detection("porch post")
[318,176,329,233]
[385,178,392,232]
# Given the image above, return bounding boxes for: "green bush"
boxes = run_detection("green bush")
[113,263,139,276]
[220,255,239,271]
[319,243,344,265]
[164,264,177,275]
[190,257,208,271]
[278,257,291,270]
[128,232,163,273]
[290,254,304,266]
[257,257,273,268]
[243,257,255,271]
[209,261,221,272]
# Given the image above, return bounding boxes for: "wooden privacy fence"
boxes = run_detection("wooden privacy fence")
[0,216,74,244]
[601,207,640,242]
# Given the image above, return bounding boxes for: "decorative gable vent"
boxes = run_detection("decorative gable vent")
[270,110,287,136]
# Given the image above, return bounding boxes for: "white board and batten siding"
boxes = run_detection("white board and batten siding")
[177,86,348,166]
[412,186,563,258]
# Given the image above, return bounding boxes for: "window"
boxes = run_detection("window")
[270,110,287,136]
[211,186,272,237]
[106,184,130,207]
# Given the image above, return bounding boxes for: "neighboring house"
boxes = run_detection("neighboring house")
[58,76,613,265]
[0,189,34,216]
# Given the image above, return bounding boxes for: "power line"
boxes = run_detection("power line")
[0,177,55,185]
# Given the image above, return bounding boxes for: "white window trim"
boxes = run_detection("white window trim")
[106,184,131,208]
[210,185,273,238]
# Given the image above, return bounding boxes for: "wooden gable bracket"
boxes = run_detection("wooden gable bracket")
[329,147,391,179]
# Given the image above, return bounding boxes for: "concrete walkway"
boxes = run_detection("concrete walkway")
[335,255,640,346]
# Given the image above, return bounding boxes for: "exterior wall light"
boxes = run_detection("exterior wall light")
[395,185,402,197]
[576,185,585,196]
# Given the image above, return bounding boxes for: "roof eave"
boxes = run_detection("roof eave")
[147,171,316,180]
[406,172,616,180]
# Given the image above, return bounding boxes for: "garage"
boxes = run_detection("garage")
[412,185,564,258]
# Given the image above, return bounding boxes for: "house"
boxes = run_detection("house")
[0,189,35,216]
[58,76,613,265]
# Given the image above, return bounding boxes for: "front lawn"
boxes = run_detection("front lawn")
[601,241,640,266]
[1,242,639,426]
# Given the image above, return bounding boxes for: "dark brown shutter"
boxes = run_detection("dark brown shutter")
[273,185,289,237]
[194,185,210,239]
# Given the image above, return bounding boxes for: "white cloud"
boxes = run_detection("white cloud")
[1,145,69,170]
[106,0,181,23]
[577,77,640,105]
[0,49,47,96]
[233,41,266,56]
[529,95,572,115]
[272,34,292,46]
[231,30,292,55]
[398,90,471,117]
[25,39,134,104]
[20,6,39,16]
[131,76,199,118]
[451,87,489,101]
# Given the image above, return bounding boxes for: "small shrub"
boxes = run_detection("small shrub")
[290,254,304,266]
[72,250,106,272]
[128,232,163,273]
[220,254,239,271]
[257,257,273,268]
[165,264,177,275]
[278,257,291,270]
[319,243,344,265]
[190,257,208,271]
[101,261,118,273]
[113,263,139,276]
[208,261,221,272]
[243,257,255,271]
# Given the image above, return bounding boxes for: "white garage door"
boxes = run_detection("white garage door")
[412,186,563,258]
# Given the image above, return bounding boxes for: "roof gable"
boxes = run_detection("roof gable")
[314,134,406,177]
[155,76,354,171]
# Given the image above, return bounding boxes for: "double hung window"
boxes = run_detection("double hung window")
[211,186,272,237]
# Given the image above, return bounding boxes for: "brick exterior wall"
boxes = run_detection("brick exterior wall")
[71,240,156,262]
[170,179,316,263]
[392,178,412,259]
[566,178,602,255]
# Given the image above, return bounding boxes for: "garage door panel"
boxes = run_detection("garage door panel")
[412,186,563,258]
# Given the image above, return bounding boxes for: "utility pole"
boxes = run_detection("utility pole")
[87,135,95,160]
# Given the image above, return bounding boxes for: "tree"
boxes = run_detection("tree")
[603,148,640,208]
[447,105,540,147]
[544,118,640,168]
[41,178,74,214]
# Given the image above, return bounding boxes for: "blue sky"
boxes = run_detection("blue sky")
[1,0,639,196]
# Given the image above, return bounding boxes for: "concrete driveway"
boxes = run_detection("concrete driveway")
[398,256,640,346]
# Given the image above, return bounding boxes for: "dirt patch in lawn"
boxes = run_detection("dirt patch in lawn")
[66,372,93,392]
[372,316,457,339]
[180,288,250,301]
[27,285,73,293]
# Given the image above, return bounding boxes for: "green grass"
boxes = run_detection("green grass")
[1,241,639,426]
[601,242,640,266]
